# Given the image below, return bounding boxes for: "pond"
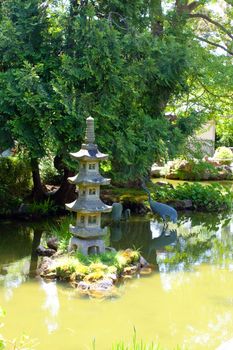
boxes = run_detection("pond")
[0,212,233,350]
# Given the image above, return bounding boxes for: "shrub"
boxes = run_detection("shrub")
[0,157,31,197]
[0,157,32,215]
[40,156,62,185]
[152,183,232,212]
[165,159,219,180]
[213,147,233,165]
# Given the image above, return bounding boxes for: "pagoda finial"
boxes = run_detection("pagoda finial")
[85,116,95,144]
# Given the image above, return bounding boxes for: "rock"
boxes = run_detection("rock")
[167,199,193,210]
[18,203,30,214]
[154,181,173,188]
[89,279,113,291]
[105,246,117,253]
[77,281,90,291]
[139,256,149,268]
[140,267,153,275]
[36,245,56,257]
[47,237,59,251]
[111,202,123,222]
[122,265,138,276]
[105,273,118,282]
[37,257,53,275]
[151,164,165,177]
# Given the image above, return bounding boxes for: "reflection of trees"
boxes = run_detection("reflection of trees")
[109,212,233,272]
[0,220,48,297]
[158,214,233,272]
[0,257,30,300]
[110,218,152,261]
[110,218,177,267]
[0,222,32,266]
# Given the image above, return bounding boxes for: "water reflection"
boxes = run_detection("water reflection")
[110,212,233,272]
[0,221,48,299]
[40,279,60,333]
[0,213,233,349]
[0,212,232,291]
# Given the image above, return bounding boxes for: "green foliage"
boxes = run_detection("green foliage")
[45,248,140,282]
[0,157,31,196]
[165,159,219,181]
[27,198,57,216]
[40,156,62,185]
[0,157,31,215]
[216,117,233,147]
[1,0,226,186]
[108,330,187,350]
[213,147,233,165]
[151,183,233,212]
[47,216,73,252]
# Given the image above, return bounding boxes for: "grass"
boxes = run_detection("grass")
[91,331,188,350]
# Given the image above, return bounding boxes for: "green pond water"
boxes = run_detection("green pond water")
[0,212,233,350]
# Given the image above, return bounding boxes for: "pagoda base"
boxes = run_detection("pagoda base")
[68,236,105,255]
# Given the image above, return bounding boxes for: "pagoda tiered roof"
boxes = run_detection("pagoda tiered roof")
[68,173,110,185]
[65,198,111,213]
[69,225,108,238]
[70,145,108,161]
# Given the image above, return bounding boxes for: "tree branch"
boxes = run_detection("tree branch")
[195,36,233,55]
[176,0,200,15]
[189,13,233,40]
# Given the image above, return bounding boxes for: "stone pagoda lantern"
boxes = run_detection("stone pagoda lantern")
[65,117,112,255]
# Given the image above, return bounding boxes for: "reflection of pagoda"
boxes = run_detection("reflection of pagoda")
[65,117,112,255]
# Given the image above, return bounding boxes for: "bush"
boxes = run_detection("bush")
[165,159,219,180]
[0,157,32,215]
[40,156,62,185]
[0,157,31,196]
[152,182,232,212]
[213,147,233,165]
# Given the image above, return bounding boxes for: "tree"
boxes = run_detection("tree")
[0,0,232,201]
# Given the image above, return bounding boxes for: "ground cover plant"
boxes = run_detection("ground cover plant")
[151,182,232,212]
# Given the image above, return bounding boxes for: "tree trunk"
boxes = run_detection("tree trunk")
[150,0,163,37]
[51,167,76,206]
[31,158,46,201]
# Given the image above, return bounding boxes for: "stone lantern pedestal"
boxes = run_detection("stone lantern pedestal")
[65,117,112,255]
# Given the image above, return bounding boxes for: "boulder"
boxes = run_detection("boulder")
[167,200,193,210]
[47,237,59,251]
[36,245,56,257]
